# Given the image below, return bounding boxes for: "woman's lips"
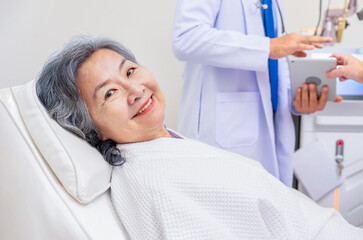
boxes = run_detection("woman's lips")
[134,96,154,118]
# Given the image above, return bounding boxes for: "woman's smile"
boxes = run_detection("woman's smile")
[134,95,154,118]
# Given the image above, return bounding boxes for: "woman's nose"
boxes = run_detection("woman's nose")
[126,82,145,104]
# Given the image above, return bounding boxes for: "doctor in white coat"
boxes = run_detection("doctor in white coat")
[172,0,332,186]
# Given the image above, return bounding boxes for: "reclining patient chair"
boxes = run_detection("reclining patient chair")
[0,80,129,239]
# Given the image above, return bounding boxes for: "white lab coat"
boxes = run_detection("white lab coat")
[172,0,295,186]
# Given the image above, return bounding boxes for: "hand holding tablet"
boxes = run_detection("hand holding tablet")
[289,57,337,101]
[288,57,341,113]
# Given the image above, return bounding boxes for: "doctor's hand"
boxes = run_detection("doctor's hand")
[269,33,332,60]
[326,53,363,83]
[293,83,329,114]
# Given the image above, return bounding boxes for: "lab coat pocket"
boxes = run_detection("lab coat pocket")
[216,91,260,148]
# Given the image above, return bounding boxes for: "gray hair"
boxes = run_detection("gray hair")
[36,35,137,165]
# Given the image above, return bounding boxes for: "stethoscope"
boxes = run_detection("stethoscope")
[254,0,286,35]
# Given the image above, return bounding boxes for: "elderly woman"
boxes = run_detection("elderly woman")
[36,36,362,240]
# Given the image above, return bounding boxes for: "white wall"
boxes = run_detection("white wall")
[283,0,363,48]
[0,0,184,129]
[1,0,362,129]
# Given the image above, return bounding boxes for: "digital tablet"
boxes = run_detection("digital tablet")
[288,57,337,101]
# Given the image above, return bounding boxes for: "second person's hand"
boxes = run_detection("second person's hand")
[326,53,363,83]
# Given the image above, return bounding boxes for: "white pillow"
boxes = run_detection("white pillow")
[12,80,112,203]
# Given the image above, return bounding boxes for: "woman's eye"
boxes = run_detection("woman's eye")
[127,68,135,77]
[105,89,115,100]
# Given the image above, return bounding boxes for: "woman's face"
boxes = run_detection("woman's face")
[77,48,168,143]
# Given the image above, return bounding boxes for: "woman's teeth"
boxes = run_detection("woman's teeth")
[136,98,152,116]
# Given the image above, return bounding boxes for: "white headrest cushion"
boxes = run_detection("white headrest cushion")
[12,80,112,203]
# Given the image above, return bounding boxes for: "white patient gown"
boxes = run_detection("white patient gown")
[111,137,363,240]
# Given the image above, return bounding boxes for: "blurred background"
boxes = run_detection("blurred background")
[1,0,362,129]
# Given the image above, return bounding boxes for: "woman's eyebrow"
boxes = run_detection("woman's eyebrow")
[94,79,112,99]
[119,58,127,71]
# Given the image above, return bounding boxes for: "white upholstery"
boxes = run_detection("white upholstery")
[12,80,112,203]
[0,82,129,239]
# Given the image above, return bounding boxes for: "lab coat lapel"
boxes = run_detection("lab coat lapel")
[241,0,275,144]
[240,0,265,36]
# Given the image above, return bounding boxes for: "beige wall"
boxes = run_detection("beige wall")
[0,0,184,129]
[1,0,362,128]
